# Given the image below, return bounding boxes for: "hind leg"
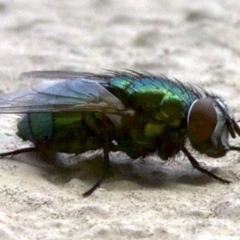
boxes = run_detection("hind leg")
[0,147,37,157]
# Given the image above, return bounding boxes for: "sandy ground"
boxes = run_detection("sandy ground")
[1,0,240,239]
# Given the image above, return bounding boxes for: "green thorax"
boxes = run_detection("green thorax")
[107,74,200,158]
[108,75,199,126]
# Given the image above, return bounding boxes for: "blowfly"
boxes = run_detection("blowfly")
[0,70,239,196]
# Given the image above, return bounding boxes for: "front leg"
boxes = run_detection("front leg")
[181,146,231,183]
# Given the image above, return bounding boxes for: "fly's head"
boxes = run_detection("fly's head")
[187,96,240,158]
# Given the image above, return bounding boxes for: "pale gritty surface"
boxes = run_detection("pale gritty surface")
[0,1,240,239]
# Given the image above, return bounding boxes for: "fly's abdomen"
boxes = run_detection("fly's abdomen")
[17,111,117,157]
[17,113,52,142]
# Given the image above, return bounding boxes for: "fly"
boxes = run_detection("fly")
[0,70,239,196]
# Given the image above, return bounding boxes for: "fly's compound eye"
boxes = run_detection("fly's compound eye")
[188,98,217,142]
[187,97,228,157]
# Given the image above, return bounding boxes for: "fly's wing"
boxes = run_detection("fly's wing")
[20,70,111,88]
[0,71,133,115]
[20,71,99,79]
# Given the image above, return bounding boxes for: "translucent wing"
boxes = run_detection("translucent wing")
[0,71,133,115]
[20,71,100,80]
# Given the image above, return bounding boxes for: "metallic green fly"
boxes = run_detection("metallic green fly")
[0,70,239,196]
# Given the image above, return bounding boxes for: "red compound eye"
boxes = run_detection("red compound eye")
[188,98,217,143]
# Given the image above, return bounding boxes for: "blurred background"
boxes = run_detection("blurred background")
[1,0,240,97]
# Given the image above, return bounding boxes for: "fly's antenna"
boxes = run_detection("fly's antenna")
[228,118,240,152]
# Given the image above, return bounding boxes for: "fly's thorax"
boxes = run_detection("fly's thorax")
[187,97,230,157]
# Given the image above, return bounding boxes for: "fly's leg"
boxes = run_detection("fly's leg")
[181,146,231,183]
[0,143,56,166]
[0,147,37,157]
[82,149,110,197]
[0,146,111,197]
